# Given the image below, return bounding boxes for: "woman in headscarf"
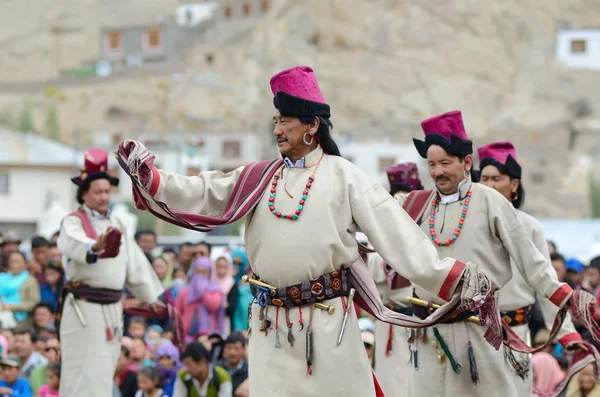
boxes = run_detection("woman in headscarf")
[174,257,224,342]
[152,255,174,289]
[155,341,181,396]
[213,254,236,335]
[532,352,565,393]
[230,248,248,285]
[230,248,253,332]
[0,251,40,327]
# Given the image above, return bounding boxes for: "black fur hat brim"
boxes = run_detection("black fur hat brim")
[413,133,473,159]
[273,91,331,118]
[71,172,119,187]
[479,155,522,180]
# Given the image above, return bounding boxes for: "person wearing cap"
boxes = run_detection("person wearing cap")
[56,149,164,397]
[118,66,497,397]
[398,110,598,397]
[478,141,583,396]
[565,257,585,289]
[0,354,33,396]
[371,162,424,396]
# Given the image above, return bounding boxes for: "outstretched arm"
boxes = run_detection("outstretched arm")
[352,183,465,301]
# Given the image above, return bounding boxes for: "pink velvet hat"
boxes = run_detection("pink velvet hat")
[413,110,473,158]
[477,141,521,179]
[71,148,119,186]
[386,162,423,193]
[270,66,331,118]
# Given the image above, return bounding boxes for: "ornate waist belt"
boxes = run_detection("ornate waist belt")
[250,268,351,308]
[500,305,533,327]
[411,293,476,324]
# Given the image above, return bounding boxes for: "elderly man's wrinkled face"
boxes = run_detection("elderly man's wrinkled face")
[426,146,472,195]
[273,112,318,160]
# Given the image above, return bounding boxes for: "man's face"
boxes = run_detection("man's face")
[130,339,147,361]
[34,307,53,328]
[551,259,566,282]
[44,268,62,287]
[83,179,112,214]
[178,245,195,268]
[14,333,34,359]
[195,243,209,258]
[32,246,49,265]
[43,338,60,363]
[479,165,518,202]
[587,267,600,288]
[566,270,582,285]
[273,111,317,159]
[1,365,19,383]
[128,322,146,339]
[49,246,62,262]
[426,146,471,195]
[2,242,19,256]
[183,357,208,380]
[223,342,245,368]
[137,234,156,255]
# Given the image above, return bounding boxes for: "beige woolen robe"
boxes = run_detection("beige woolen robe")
[57,205,164,397]
[149,146,467,397]
[398,181,569,397]
[368,252,414,397]
[499,209,580,396]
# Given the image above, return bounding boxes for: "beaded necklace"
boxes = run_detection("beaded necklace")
[268,153,324,221]
[429,190,472,246]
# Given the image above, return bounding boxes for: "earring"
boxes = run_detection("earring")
[511,191,519,201]
[303,132,313,145]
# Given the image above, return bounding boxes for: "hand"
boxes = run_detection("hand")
[0,387,13,394]
[1,303,11,311]
[149,300,166,313]
[92,227,116,252]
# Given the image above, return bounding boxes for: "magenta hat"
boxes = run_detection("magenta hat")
[386,162,423,193]
[71,148,119,187]
[270,66,331,118]
[477,141,521,179]
[413,110,472,158]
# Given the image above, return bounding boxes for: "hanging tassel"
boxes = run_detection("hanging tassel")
[285,308,295,346]
[468,341,479,384]
[275,307,281,348]
[306,305,315,376]
[385,323,393,357]
[422,328,428,344]
[504,348,528,380]
[101,307,114,343]
[262,306,271,336]
[298,306,304,331]
[433,327,461,374]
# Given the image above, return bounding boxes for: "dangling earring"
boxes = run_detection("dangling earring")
[303,132,313,145]
[511,191,519,201]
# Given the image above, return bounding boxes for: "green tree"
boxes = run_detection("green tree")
[590,174,600,218]
[17,103,35,132]
[44,103,60,141]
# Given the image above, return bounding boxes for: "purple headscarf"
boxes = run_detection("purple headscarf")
[155,341,182,383]
[187,257,221,304]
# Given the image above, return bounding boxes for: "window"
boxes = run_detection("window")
[570,39,587,53]
[146,28,161,48]
[0,172,8,194]
[104,31,123,53]
[222,141,241,158]
[243,2,250,16]
[378,157,395,173]
[261,0,269,12]
[225,6,232,18]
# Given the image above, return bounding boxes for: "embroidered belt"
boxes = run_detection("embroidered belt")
[250,268,351,308]
[411,293,476,324]
[500,305,533,327]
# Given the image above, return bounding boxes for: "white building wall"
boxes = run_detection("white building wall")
[556,29,600,70]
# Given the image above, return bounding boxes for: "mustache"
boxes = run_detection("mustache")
[435,175,450,182]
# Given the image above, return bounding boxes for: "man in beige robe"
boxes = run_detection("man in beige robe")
[117,66,497,397]
[371,162,424,397]
[403,110,577,397]
[478,141,583,396]
[57,149,164,397]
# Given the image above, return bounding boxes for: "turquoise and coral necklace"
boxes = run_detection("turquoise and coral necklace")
[428,189,472,246]
[268,153,324,221]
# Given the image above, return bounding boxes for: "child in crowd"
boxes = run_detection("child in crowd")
[135,366,167,397]
[155,342,182,396]
[0,354,32,397]
[128,317,148,339]
[38,362,61,397]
